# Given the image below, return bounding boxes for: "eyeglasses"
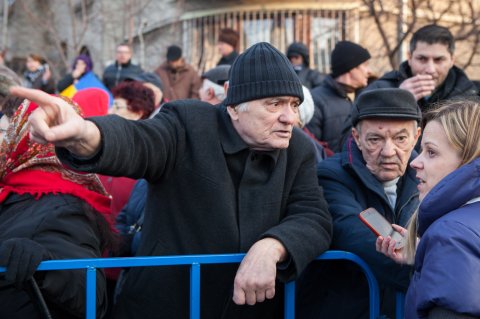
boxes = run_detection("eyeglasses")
[112,101,128,110]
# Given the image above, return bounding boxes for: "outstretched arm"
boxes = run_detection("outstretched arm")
[9,86,101,157]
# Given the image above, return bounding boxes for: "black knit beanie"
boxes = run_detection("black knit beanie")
[224,42,304,106]
[286,42,310,66]
[331,41,371,78]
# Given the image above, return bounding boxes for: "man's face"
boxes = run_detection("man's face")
[227,96,301,150]
[288,55,304,67]
[349,61,371,89]
[116,45,132,64]
[217,42,234,57]
[408,41,454,90]
[352,119,421,182]
[168,58,184,71]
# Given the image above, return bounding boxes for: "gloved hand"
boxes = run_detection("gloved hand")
[0,238,49,288]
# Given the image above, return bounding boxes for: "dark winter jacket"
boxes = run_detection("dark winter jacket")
[115,179,147,257]
[0,193,107,319]
[305,75,353,152]
[102,60,143,91]
[406,158,480,319]
[297,135,418,319]
[366,61,477,112]
[217,50,239,66]
[57,100,333,319]
[294,67,325,90]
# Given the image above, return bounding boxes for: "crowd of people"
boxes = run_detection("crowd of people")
[1,23,480,319]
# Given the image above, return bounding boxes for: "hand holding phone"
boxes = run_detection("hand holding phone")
[359,208,405,249]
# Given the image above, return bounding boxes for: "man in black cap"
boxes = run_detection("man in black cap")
[297,88,421,319]
[154,44,202,101]
[198,65,230,104]
[306,40,371,153]
[20,42,332,319]
[286,42,325,89]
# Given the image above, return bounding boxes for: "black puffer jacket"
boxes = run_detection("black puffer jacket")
[366,61,477,112]
[0,193,108,319]
[306,75,353,152]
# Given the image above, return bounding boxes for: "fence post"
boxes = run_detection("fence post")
[284,281,296,319]
[86,266,97,319]
[190,262,201,319]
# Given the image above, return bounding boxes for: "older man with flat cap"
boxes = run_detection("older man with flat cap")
[297,88,422,319]
[11,42,332,319]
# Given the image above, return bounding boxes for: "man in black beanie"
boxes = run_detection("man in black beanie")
[306,40,371,153]
[286,41,325,89]
[20,42,332,319]
[297,88,421,319]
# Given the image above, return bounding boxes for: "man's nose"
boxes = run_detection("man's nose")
[424,59,436,74]
[381,139,396,157]
[279,104,297,125]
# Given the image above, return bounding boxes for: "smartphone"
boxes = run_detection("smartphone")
[358,207,405,249]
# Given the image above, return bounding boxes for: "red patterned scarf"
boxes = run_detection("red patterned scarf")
[0,99,112,219]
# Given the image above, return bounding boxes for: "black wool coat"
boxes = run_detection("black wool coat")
[0,193,107,319]
[58,100,332,319]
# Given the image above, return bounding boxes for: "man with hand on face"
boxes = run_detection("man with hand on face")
[16,42,332,319]
[366,24,477,112]
[297,88,422,319]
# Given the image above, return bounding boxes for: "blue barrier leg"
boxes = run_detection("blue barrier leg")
[190,263,201,319]
[86,266,97,319]
[284,281,295,319]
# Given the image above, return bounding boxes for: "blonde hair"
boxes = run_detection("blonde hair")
[405,98,480,263]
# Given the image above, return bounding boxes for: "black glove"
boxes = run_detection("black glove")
[0,238,49,288]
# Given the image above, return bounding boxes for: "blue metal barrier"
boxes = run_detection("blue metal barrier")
[0,250,384,319]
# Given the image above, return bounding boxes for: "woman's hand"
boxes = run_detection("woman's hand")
[375,224,408,264]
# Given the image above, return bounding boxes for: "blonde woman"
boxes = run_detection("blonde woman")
[376,99,480,319]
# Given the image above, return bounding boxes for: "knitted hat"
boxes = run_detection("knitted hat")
[224,42,304,106]
[351,88,421,126]
[298,86,315,128]
[218,28,239,48]
[331,41,371,78]
[286,42,310,66]
[166,45,182,61]
[202,65,231,85]
[72,54,93,73]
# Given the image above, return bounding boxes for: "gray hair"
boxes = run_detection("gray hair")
[202,79,226,101]
[236,102,249,112]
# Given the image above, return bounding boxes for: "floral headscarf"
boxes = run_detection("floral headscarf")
[0,98,111,217]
